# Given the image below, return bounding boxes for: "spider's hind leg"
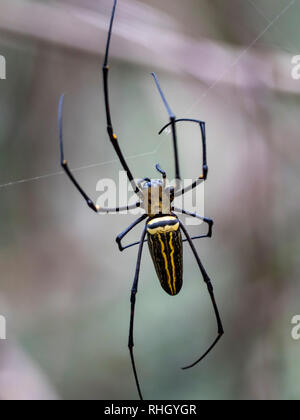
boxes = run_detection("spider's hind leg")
[128,225,148,400]
[179,220,224,369]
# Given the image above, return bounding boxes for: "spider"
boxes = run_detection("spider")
[58,0,223,401]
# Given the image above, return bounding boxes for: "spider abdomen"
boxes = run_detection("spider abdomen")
[147,216,183,296]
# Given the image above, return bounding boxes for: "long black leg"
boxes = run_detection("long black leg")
[119,205,213,251]
[159,119,208,197]
[119,206,213,250]
[103,0,141,197]
[179,221,224,369]
[128,225,148,400]
[120,233,213,251]
[120,234,211,251]
[173,207,214,238]
[116,214,148,251]
[119,240,145,251]
[151,73,181,189]
[58,95,140,213]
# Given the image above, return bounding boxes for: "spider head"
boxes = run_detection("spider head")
[138,176,174,217]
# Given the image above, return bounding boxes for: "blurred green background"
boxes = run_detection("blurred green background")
[0,0,300,400]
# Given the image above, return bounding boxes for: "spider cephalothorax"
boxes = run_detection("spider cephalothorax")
[138,165,175,217]
[58,0,223,401]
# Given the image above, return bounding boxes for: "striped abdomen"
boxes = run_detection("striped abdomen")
[147,216,183,296]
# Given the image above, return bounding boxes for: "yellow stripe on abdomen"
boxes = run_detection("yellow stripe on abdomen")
[169,232,177,295]
[157,233,173,295]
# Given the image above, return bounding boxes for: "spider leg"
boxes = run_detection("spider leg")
[119,239,148,251]
[103,0,142,198]
[116,214,148,251]
[128,225,148,400]
[159,119,208,197]
[173,207,214,238]
[121,233,212,250]
[120,206,212,251]
[151,73,181,190]
[58,95,140,213]
[178,220,224,370]
[120,205,213,250]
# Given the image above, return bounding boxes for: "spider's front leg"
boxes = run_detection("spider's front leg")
[151,73,181,190]
[151,74,208,195]
[158,119,208,198]
[102,0,142,198]
[58,94,140,214]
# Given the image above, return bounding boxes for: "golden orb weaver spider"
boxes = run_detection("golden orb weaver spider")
[58,0,223,401]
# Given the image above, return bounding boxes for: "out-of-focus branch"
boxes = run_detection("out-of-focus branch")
[0,0,298,94]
